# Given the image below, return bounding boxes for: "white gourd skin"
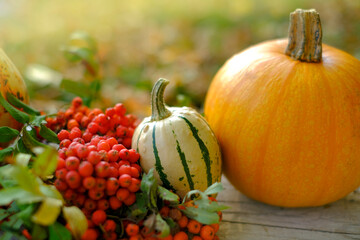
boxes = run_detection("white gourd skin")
[132,79,222,198]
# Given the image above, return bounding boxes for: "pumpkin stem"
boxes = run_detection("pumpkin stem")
[285,9,322,63]
[151,78,172,121]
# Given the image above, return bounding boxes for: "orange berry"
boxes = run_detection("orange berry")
[187,220,202,234]
[174,231,188,240]
[191,236,203,240]
[210,223,219,233]
[129,235,144,240]
[81,228,98,240]
[158,234,173,240]
[126,223,139,236]
[169,208,182,221]
[159,206,170,217]
[200,225,215,240]
[177,215,188,228]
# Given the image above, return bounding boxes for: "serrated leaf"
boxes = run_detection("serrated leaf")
[204,182,224,196]
[0,126,19,142]
[33,146,58,179]
[158,186,180,204]
[0,147,14,162]
[0,187,43,205]
[181,207,220,225]
[30,115,47,127]
[6,92,40,116]
[0,88,30,123]
[49,222,72,240]
[63,206,88,240]
[155,213,170,238]
[32,198,62,226]
[39,125,60,143]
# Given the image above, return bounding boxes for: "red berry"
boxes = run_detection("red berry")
[77,145,90,158]
[119,174,132,188]
[91,210,107,225]
[118,164,132,176]
[82,131,92,143]
[69,127,82,140]
[55,168,68,180]
[103,232,117,240]
[54,179,68,191]
[57,158,66,170]
[122,138,132,148]
[79,161,94,177]
[58,149,66,159]
[105,108,115,117]
[84,198,97,211]
[67,119,79,130]
[131,163,142,173]
[58,130,70,141]
[87,122,99,134]
[95,178,106,191]
[72,97,83,108]
[128,178,141,193]
[66,156,80,170]
[106,177,120,192]
[97,140,110,152]
[88,151,101,165]
[97,199,109,210]
[98,150,109,162]
[109,196,122,210]
[95,162,110,178]
[103,219,116,232]
[81,116,90,128]
[81,228,98,240]
[129,167,140,178]
[107,150,119,162]
[87,145,97,152]
[116,188,130,201]
[112,144,125,152]
[123,192,136,206]
[74,112,84,123]
[114,103,126,116]
[119,149,129,161]
[125,223,139,236]
[65,170,81,189]
[64,189,77,201]
[119,160,130,167]
[116,125,128,138]
[88,189,104,200]
[83,176,96,189]
[73,137,85,144]
[74,194,86,207]
[109,166,119,178]
[60,139,71,148]
[128,149,139,163]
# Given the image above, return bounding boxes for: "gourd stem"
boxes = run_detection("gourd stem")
[285,9,322,63]
[151,78,172,121]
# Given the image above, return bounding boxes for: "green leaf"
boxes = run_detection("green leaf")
[39,125,60,143]
[0,147,14,162]
[0,88,30,123]
[33,146,58,179]
[15,153,32,166]
[155,213,170,238]
[16,204,37,228]
[30,115,47,127]
[40,185,64,201]
[0,187,42,205]
[60,79,91,97]
[32,198,63,226]
[181,207,220,225]
[0,127,19,142]
[10,165,42,195]
[158,186,180,204]
[129,192,148,220]
[22,125,47,148]
[15,139,31,154]
[6,92,40,116]
[49,222,72,240]
[204,182,224,196]
[141,169,158,210]
[63,206,88,240]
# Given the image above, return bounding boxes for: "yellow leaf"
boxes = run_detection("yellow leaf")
[63,206,88,240]
[32,198,63,226]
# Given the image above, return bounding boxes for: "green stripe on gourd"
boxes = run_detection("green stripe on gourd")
[178,116,212,187]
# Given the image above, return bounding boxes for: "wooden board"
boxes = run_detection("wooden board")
[217,177,360,240]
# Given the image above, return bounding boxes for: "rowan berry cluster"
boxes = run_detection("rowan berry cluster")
[49,97,142,240]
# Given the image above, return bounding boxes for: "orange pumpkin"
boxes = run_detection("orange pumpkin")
[204,9,360,207]
[0,49,29,130]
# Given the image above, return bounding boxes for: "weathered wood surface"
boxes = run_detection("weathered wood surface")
[217,177,360,240]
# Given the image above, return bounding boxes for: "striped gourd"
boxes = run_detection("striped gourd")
[132,78,222,198]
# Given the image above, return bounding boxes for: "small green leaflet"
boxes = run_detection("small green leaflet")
[0,126,19,142]
[22,125,47,148]
[155,213,170,238]
[30,115,47,127]
[181,207,220,225]
[140,169,158,210]
[0,87,30,123]
[0,187,43,205]
[49,222,72,240]
[204,182,224,195]
[158,186,179,204]
[39,125,60,143]
[6,92,40,116]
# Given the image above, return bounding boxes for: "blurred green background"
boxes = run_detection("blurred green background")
[1,0,359,117]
